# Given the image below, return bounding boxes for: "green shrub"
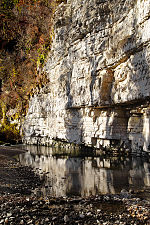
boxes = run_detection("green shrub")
[0,123,21,144]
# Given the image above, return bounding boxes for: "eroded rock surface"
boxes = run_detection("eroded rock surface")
[23,0,150,154]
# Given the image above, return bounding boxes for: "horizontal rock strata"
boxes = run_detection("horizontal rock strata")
[23,0,150,154]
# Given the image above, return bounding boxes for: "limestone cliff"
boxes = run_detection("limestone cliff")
[23,0,150,154]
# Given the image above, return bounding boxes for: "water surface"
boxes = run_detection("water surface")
[17,145,150,198]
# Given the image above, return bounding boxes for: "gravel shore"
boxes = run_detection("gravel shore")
[0,149,150,225]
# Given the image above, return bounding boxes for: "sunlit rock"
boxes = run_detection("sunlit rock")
[23,0,150,154]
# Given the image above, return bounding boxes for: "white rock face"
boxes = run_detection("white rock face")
[23,0,150,154]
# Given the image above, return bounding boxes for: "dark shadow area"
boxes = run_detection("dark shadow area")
[0,39,17,52]
[59,68,83,144]
[65,158,82,196]
[89,55,103,105]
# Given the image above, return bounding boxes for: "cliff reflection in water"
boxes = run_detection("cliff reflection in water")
[18,145,150,197]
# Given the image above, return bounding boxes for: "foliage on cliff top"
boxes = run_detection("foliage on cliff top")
[0,0,65,118]
[0,0,65,141]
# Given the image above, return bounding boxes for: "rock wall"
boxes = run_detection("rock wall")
[23,0,150,154]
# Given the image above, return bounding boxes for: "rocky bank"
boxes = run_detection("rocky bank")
[23,0,150,155]
[0,148,150,225]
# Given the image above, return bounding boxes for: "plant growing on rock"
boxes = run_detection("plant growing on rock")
[0,0,65,142]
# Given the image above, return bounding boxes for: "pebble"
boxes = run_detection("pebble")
[7,213,12,217]
[4,218,8,223]
[45,218,49,222]
[64,215,69,223]
[52,217,57,221]
[27,220,33,224]
[79,214,85,218]
[97,209,101,213]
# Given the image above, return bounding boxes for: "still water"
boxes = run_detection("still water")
[17,145,150,198]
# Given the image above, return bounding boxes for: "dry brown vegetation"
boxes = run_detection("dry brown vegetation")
[0,0,65,142]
